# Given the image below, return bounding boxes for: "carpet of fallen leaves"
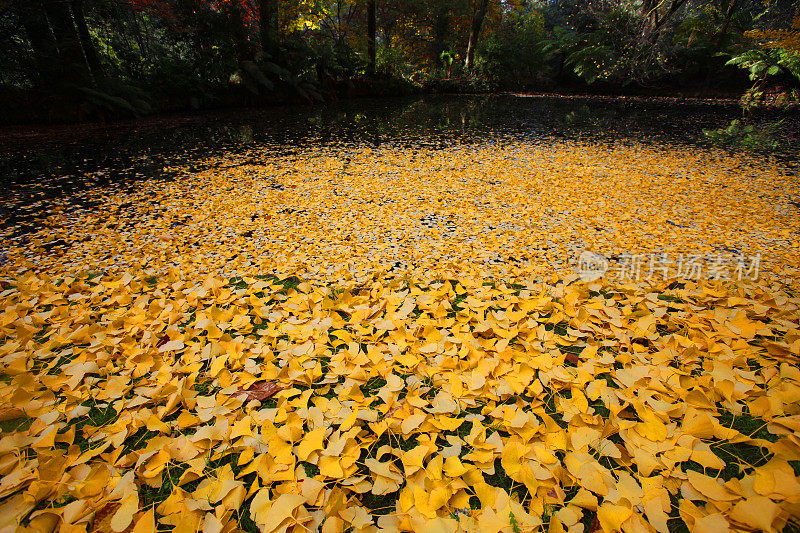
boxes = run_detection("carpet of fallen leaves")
[1,141,800,533]
[5,141,799,284]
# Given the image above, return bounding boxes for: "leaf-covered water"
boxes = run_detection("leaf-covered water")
[0,95,799,533]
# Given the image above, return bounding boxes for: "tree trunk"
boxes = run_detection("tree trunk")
[258,0,277,60]
[431,7,449,69]
[42,0,90,78]
[642,0,688,41]
[464,0,489,72]
[640,0,656,38]
[227,3,253,61]
[130,9,151,63]
[367,0,376,76]
[18,1,61,85]
[71,0,103,81]
[714,0,741,50]
[381,16,393,51]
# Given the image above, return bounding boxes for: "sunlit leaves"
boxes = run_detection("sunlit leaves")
[0,142,799,532]
[1,269,799,531]
[6,142,799,287]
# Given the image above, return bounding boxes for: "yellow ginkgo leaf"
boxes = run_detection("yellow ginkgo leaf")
[729,496,780,532]
[131,509,155,533]
[597,502,633,532]
[686,471,739,502]
[296,427,325,461]
[400,412,427,435]
[110,493,140,533]
[255,493,306,533]
[693,513,730,533]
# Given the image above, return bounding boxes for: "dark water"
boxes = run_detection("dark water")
[0,94,797,243]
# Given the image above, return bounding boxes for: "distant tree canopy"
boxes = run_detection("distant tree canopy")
[0,0,798,121]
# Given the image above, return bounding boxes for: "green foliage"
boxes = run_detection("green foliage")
[542,7,667,86]
[377,46,410,78]
[239,60,276,93]
[725,45,800,109]
[74,86,141,115]
[474,9,553,87]
[727,47,800,82]
[703,118,785,153]
[2,0,799,122]
[566,41,620,85]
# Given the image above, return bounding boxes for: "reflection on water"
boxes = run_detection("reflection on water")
[0,94,796,241]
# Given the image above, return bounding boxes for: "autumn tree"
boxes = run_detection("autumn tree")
[367,0,376,75]
[71,0,105,79]
[6,0,108,85]
[747,4,800,53]
[464,0,490,71]
[640,0,689,40]
[15,1,62,85]
[713,0,742,48]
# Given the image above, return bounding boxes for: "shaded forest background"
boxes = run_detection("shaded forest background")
[0,0,799,124]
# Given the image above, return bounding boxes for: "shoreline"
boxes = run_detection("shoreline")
[2,91,797,149]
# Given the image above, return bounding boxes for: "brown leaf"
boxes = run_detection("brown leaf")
[155,335,170,349]
[0,407,25,422]
[381,401,404,421]
[234,381,283,402]
[90,503,135,533]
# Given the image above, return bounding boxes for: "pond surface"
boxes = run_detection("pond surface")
[0,95,794,197]
[0,93,769,172]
